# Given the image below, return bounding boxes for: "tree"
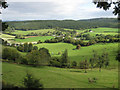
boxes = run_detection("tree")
[33,46,38,50]
[28,43,33,52]
[17,44,24,52]
[89,58,95,70]
[79,60,89,72]
[93,0,120,20]
[23,72,43,88]
[49,57,61,67]
[0,0,9,31]
[72,61,77,67]
[26,50,41,66]
[0,1,8,10]
[24,43,29,52]
[37,40,42,44]
[102,51,109,68]
[116,47,120,62]
[60,49,68,67]
[84,60,88,73]
[97,56,104,72]
[39,48,51,65]
[2,47,21,62]
[76,44,81,49]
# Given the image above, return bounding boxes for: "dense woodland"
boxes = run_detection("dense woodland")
[5,18,118,30]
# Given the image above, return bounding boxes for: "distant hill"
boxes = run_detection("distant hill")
[5,18,118,30]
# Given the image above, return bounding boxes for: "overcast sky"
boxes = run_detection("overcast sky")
[1,0,117,21]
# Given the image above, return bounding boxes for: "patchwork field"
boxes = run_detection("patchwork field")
[11,29,55,35]
[2,27,119,88]
[15,36,54,42]
[2,62,118,88]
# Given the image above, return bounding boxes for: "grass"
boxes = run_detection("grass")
[91,28,118,33]
[35,43,118,68]
[2,62,118,88]
[14,36,54,42]
[11,29,55,35]
[85,28,118,36]
[0,34,15,40]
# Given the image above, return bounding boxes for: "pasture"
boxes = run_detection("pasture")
[91,28,118,33]
[2,62,118,88]
[86,28,118,36]
[15,36,54,42]
[35,43,118,68]
[11,29,55,35]
[0,34,15,40]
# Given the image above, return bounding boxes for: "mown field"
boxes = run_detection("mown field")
[35,43,118,68]
[86,28,118,36]
[11,29,55,35]
[15,36,54,42]
[2,62,118,88]
[0,34,15,41]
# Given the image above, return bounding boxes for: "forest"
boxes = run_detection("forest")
[5,18,118,30]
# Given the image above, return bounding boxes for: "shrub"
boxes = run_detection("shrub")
[2,47,21,62]
[72,61,77,67]
[23,72,43,88]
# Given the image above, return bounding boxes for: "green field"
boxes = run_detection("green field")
[91,28,118,33]
[35,43,118,68]
[2,62,118,88]
[0,34,15,40]
[86,28,118,36]
[11,29,55,35]
[15,36,54,42]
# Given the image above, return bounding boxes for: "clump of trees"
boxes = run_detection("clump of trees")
[89,50,110,72]
[17,43,35,52]
[50,49,69,68]
[79,60,89,73]
[2,47,21,62]
[15,34,25,39]
[2,46,51,66]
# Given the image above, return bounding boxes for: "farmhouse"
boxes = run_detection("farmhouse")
[89,30,93,32]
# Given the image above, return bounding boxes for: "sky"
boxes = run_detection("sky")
[1,0,117,21]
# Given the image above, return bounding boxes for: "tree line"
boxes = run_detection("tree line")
[2,45,111,72]
[5,18,118,31]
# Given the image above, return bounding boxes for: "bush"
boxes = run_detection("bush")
[2,47,21,62]
[23,72,43,88]
[50,57,61,67]
[72,61,77,67]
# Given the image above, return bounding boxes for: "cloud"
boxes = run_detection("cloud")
[2,0,116,21]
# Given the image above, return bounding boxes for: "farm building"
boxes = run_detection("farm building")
[89,30,93,32]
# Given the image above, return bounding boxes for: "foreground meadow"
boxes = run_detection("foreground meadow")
[2,62,118,88]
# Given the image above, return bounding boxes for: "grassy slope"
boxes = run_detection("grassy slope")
[35,43,118,68]
[2,62,118,88]
[15,36,54,42]
[0,34,15,40]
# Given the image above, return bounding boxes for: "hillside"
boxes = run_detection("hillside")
[5,18,118,30]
